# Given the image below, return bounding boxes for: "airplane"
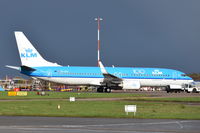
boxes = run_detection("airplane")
[6,31,193,93]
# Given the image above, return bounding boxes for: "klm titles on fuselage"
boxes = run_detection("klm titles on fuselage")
[20,48,37,58]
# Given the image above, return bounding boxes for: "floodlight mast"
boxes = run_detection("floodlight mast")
[95,17,103,66]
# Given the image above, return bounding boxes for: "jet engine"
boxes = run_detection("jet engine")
[121,80,140,89]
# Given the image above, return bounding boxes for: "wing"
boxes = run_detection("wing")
[99,61,122,86]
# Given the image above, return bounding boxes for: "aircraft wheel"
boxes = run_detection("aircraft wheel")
[105,88,111,93]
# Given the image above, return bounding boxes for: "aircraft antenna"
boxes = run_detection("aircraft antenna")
[95,17,103,66]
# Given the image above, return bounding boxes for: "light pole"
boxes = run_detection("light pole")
[95,17,103,66]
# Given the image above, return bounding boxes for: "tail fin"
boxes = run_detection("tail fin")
[14,31,60,67]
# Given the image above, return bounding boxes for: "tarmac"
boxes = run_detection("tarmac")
[0,116,199,133]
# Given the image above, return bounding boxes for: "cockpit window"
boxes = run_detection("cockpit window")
[181,74,187,77]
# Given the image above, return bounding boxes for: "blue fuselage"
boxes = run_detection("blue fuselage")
[21,66,192,86]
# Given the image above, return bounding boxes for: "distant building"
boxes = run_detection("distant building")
[0,76,31,90]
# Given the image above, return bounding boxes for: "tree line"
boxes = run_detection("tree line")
[187,73,200,81]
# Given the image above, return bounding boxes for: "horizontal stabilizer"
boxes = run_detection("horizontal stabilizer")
[21,65,36,72]
[5,65,20,71]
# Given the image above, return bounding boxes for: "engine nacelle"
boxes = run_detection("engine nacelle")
[121,80,140,89]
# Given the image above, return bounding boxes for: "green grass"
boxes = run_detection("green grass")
[0,91,199,119]
[0,91,146,99]
[0,100,199,119]
[1,91,200,102]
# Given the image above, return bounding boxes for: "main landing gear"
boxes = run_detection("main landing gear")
[97,87,111,93]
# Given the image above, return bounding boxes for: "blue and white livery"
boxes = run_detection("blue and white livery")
[6,32,193,92]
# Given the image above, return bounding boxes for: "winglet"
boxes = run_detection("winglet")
[99,61,108,74]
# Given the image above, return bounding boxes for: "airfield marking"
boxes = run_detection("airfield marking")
[0,120,196,128]
[0,116,199,133]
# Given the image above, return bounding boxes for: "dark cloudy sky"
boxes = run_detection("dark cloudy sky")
[0,0,200,78]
